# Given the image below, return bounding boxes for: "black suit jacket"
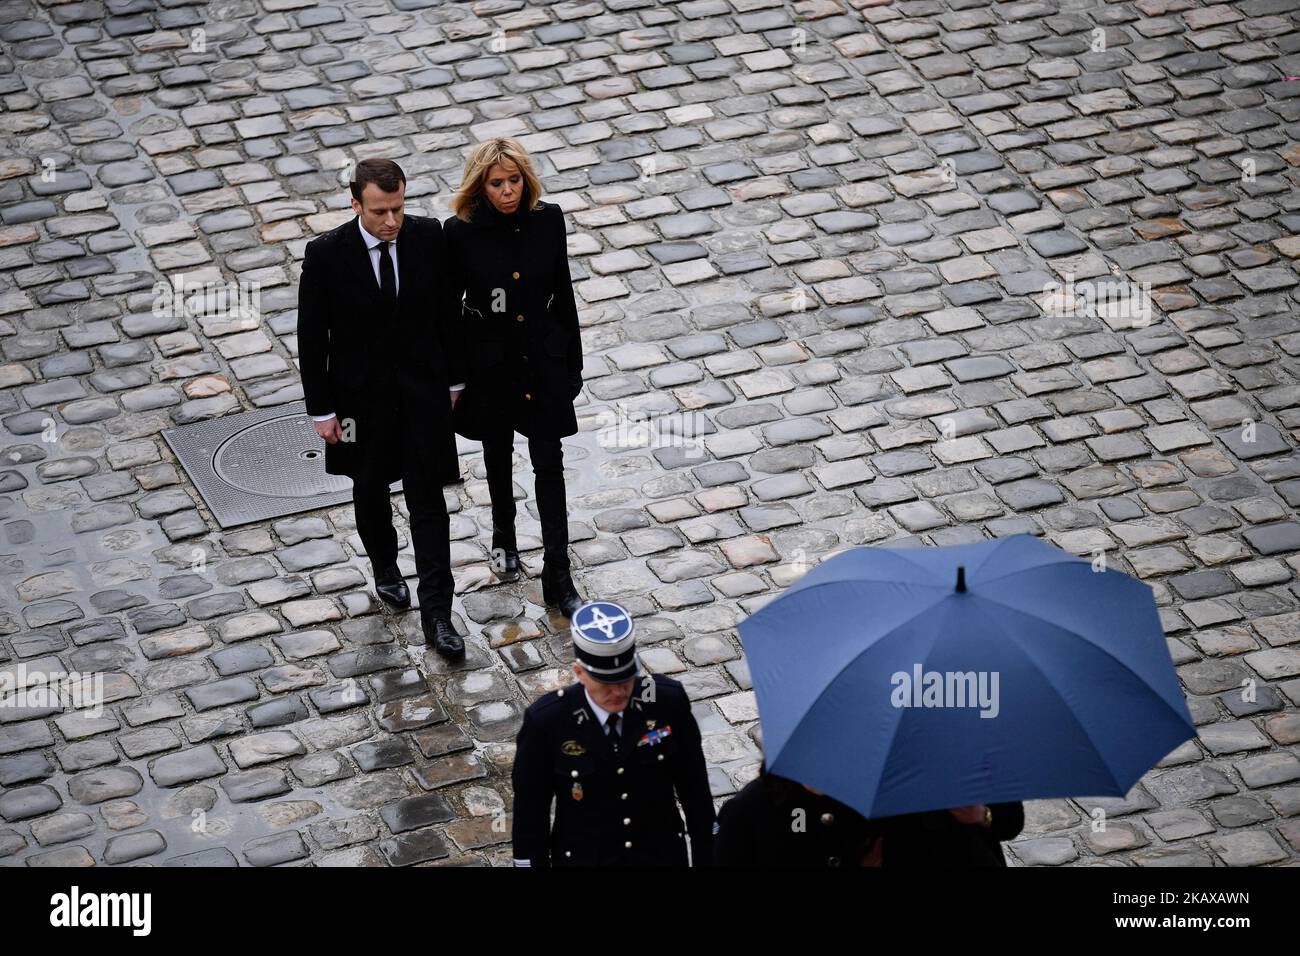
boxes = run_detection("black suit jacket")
[511,675,716,867]
[442,197,583,441]
[296,214,464,481]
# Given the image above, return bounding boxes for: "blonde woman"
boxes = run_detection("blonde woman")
[443,138,584,617]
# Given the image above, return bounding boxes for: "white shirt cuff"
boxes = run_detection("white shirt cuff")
[449,384,465,391]
[310,413,336,422]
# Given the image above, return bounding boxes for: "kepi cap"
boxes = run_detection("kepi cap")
[571,600,638,683]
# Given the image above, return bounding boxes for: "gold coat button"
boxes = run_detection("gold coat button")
[617,767,624,775]
[623,818,631,826]
[624,841,632,849]
[524,392,532,400]
[515,314,524,322]
[821,812,835,825]
[512,271,520,279]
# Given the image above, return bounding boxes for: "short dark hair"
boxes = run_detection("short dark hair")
[350,159,406,203]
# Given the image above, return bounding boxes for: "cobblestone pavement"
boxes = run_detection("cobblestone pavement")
[2,0,1299,868]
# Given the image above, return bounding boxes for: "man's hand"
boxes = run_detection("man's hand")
[314,416,342,444]
[450,388,462,409]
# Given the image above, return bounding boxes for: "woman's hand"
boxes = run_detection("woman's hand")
[948,804,992,828]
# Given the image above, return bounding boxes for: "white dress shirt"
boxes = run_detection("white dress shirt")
[584,689,625,734]
[311,219,464,423]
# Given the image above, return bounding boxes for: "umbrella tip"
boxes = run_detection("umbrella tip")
[956,565,966,593]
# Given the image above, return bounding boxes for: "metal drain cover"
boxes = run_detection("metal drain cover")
[164,401,364,529]
[214,415,345,498]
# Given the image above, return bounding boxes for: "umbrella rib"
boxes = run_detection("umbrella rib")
[971,591,1194,769]
[863,595,959,815]
[972,588,1174,698]
[964,596,1129,796]
[768,595,943,796]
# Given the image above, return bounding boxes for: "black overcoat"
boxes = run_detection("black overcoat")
[714,772,1025,867]
[511,675,716,867]
[296,214,464,483]
[442,197,583,441]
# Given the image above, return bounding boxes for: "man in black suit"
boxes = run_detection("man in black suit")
[511,601,716,866]
[296,158,465,657]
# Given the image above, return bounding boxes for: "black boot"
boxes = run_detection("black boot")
[374,563,410,610]
[542,565,583,618]
[490,532,520,579]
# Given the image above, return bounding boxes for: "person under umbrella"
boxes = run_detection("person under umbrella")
[715,763,1023,867]
[733,533,1196,848]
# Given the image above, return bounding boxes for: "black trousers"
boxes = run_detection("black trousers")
[480,433,569,575]
[351,410,454,620]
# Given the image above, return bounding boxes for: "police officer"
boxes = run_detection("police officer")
[511,601,716,867]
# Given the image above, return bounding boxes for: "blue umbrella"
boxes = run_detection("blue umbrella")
[737,533,1195,818]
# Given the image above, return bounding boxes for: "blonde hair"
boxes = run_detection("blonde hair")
[450,137,544,221]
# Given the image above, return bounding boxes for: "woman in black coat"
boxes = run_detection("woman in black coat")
[714,766,1025,867]
[443,138,584,617]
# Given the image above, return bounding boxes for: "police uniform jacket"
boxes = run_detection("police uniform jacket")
[442,194,583,442]
[511,675,716,867]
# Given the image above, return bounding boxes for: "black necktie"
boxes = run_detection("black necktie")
[607,714,620,751]
[378,241,396,305]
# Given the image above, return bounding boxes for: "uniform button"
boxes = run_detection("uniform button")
[564,851,571,858]
[620,793,628,800]
[570,770,578,778]
[617,767,624,775]
[623,818,631,826]
[512,271,520,279]
[657,754,664,761]
[828,856,841,867]
[515,314,524,322]
[821,812,835,826]
[624,841,632,849]
[523,392,532,400]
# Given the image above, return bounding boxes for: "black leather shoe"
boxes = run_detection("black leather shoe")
[374,564,410,609]
[425,615,464,658]
[542,569,583,619]
[490,546,521,578]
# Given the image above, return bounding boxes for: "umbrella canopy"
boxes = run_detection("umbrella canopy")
[737,533,1195,819]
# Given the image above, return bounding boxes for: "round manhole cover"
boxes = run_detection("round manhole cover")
[213,414,351,498]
